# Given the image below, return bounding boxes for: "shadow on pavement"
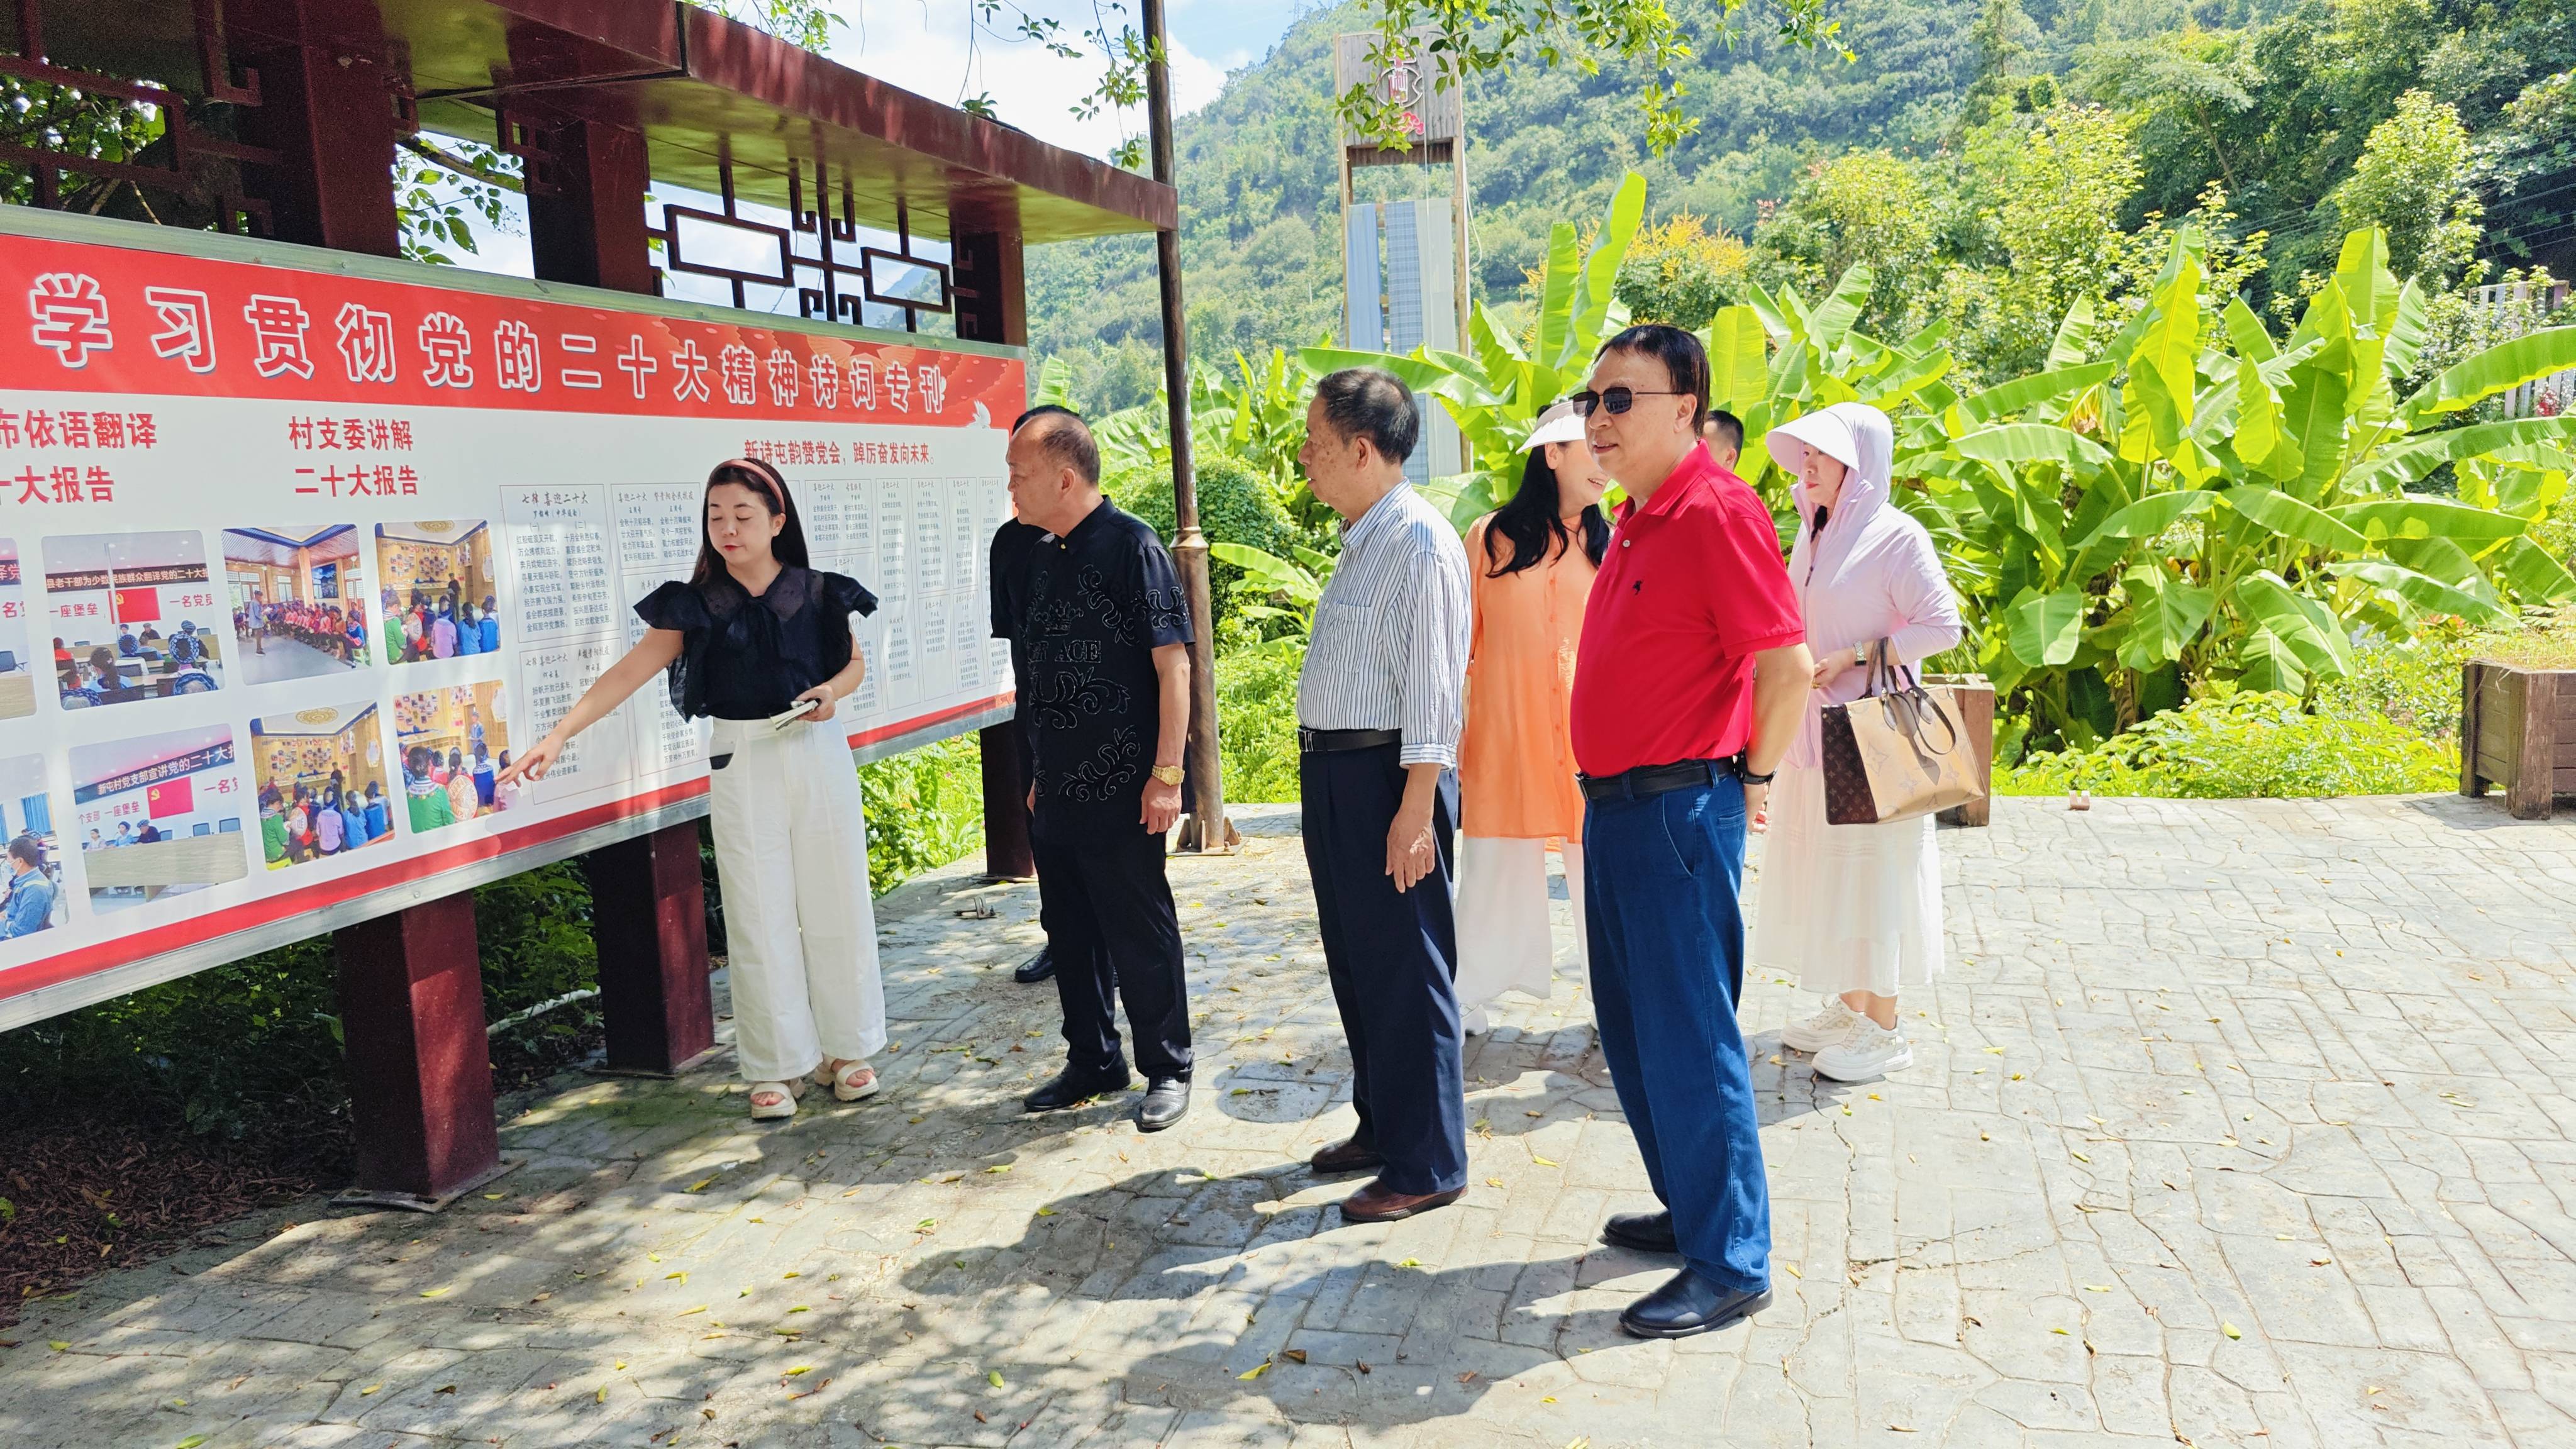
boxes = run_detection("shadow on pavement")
[867,1166,1717,1445]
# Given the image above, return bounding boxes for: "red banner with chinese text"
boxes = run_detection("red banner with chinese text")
[0,218,1021,1027]
[1,234,1022,428]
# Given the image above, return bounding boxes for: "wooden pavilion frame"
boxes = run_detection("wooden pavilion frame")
[2,0,1191,1206]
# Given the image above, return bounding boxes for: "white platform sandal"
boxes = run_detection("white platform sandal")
[813,1058,880,1102]
[748,1077,804,1121]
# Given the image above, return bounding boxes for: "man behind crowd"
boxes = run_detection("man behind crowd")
[988,405,1076,988]
[1293,367,1475,1223]
[1004,409,1197,1133]
[1572,325,1812,1338]
[1701,408,1745,474]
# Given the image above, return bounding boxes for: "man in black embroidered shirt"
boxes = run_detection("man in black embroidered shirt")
[1005,409,1196,1131]
[989,406,1066,987]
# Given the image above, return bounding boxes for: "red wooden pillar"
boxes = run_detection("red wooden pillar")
[977,720,1035,879]
[335,894,500,1203]
[521,110,718,1067]
[233,0,494,1201]
[227,0,401,256]
[526,119,659,296]
[582,826,718,1073]
[956,220,1036,879]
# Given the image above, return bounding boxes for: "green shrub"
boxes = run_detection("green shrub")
[1105,451,1299,630]
[2001,691,2457,799]
[0,859,601,1140]
[857,733,986,895]
[2534,483,2576,584]
[2316,623,2474,747]
[1215,630,1305,804]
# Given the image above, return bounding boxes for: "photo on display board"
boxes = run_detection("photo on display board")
[391,682,513,833]
[0,752,65,943]
[42,531,225,708]
[249,703,394,871]
[0,539,36,721]
[223,527,372,686]
[374,522,501,665]
[70,723,249,914]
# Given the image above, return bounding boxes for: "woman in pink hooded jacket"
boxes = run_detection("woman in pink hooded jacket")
[1750,401,1962,1082]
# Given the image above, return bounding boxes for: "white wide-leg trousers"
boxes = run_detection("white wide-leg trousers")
[1452,836,1587,1013]
[707,716,887,1083]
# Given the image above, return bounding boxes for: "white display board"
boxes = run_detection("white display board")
[0,211,1021,1028]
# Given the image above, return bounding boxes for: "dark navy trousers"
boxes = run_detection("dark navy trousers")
[1300,744,1468,1196]
[1583,775,1772,1293]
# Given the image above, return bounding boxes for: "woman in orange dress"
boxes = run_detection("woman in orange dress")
[1453,401,1611,1034]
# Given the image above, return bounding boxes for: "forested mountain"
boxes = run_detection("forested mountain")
[1027,0,2574,413]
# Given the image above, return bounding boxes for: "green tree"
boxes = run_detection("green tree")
[0,77,169,214]
[1107,451,1301,630]
[391,137,520,267]
[2330,90,2484,287]
[1958,0,2040,130]
[1613,211,1753,327]
[2482,69,2576,270]
[1750,151,1941,341]
[1931,103,2148,380]
[1338,0,1846,156]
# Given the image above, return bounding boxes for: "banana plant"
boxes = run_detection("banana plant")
[1234,162,2576,752]
[1206,541,1336,655]
[1296,170,1650,531]
[1088,348,1321,524]
[1889,228,2576,745]
[1207,345,1319,511]
[1700,262,1961,531]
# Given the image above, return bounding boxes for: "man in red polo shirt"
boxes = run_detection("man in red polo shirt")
[1570,324,1811,1338]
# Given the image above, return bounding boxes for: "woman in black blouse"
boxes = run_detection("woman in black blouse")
[501,458,886,1121]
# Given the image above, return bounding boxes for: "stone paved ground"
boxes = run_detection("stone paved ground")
[5,794,2575,1449]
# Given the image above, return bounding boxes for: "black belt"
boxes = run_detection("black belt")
[1578,756,1741,802]
[1299,727,1403,754]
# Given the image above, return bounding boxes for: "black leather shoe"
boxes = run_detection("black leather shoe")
[1136,1077,1191,1132]
[1309,1136,1384,1174]
[1602,1208,1679,1254]
[1014,947,1057,984]
[1023,1063,1130,1113]
[1618,1267,1772,1339]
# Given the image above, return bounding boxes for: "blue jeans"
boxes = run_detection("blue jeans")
[1583,775,1770,1292]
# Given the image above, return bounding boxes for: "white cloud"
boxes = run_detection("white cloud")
[826,10,1235,163]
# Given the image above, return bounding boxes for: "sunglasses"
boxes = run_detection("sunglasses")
[1570,387,1685,417]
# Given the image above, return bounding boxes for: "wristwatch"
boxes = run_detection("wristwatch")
[1150,763,1185,786]
[1733,758,1776,786]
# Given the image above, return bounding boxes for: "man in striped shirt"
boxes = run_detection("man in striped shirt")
[1292,367,1475,1223]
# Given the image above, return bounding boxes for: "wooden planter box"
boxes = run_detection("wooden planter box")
[2461,659,2576,820]
[1923,673,1996,828]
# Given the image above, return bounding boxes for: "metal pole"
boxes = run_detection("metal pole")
[1143,0,1229,851]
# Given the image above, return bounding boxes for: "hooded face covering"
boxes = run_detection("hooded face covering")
[1782,402,1896,594]
[1770,401,1946,770]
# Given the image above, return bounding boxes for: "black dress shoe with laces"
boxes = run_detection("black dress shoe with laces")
[1013,946,1057,984]
[1618,1267,1772,1339]
[1136,1077,1191,1131]
[1602,1208,1679,1254]
[1023,1063,1130,1113]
